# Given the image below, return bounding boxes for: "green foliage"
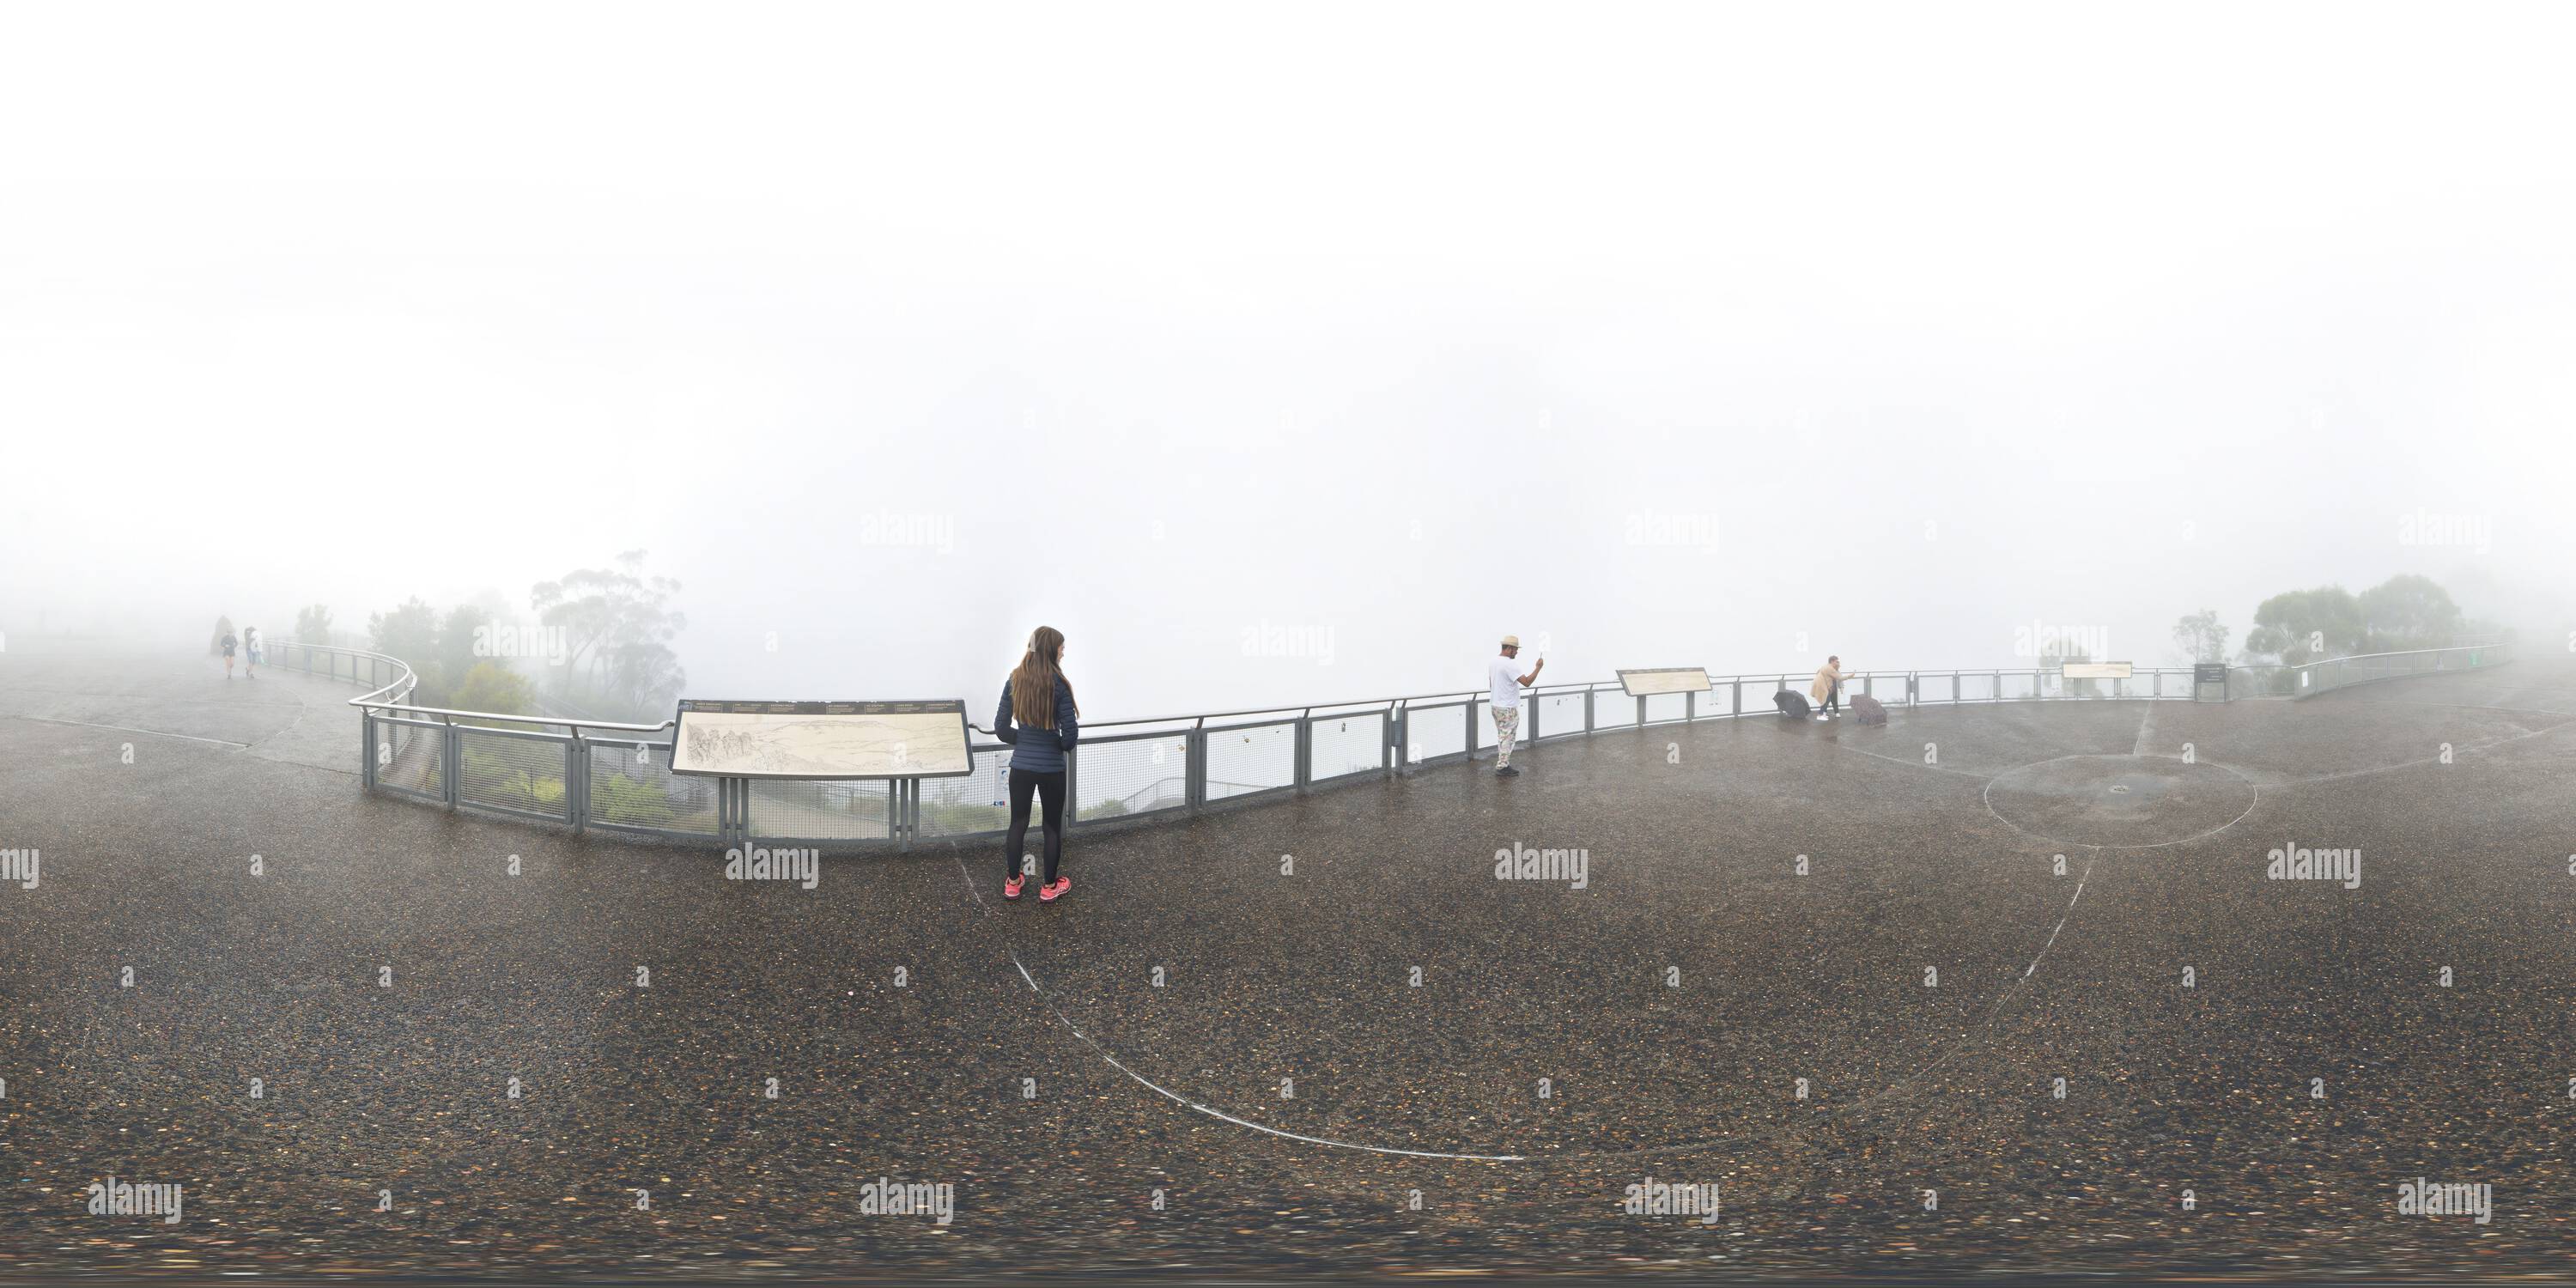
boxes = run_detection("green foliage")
[2357,574,2464,652]
[531,550,689,721]
[924,799,1010,834]
[2244,586,2364,665]
[459,741,566,812]
[2242,576,2466,665]
[2171,610,2230,664]
[450,662,542,731]
[368,597,445,694]
[295,604,334,647]
[434,604,495,699]
[591,771,678,829]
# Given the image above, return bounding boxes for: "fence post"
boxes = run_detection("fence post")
[1294,714,1312,794]
[1465,702,1475,759]
[440,717,459,811]
[1187,721,1206,810]
[895,778,912,851]
[568,732,586,835]
[361,712,375,790]
[1732,677,1741,717]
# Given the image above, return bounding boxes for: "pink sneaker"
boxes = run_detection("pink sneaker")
[1039,876,1071,903]
[1004,874,1025,900]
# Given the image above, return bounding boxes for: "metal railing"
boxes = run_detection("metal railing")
[274,641,2510,852]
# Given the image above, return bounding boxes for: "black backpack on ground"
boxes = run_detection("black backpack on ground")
[1774,689,1811,718]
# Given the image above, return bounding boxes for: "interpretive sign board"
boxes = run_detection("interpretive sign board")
[1617,667,1713,697]
[2061,662,2134,680]
[671,699,973,779]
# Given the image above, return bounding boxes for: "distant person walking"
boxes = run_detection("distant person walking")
[993,625,1080,902]
[1811,655,1855,720]
[220,629,239,679]
[1489,635,1543,776]
[242,626,261,678]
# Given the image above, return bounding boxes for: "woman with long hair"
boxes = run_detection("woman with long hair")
[993,625,1080,902]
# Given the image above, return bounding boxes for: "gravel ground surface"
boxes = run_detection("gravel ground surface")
[3,643,2573,1281]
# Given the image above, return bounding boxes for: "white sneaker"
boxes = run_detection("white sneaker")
[1815,713,1829,720]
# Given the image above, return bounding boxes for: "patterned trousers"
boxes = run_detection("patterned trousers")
[1492,706,1521,767]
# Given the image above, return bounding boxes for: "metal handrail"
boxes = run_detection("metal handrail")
[276,635,2510,851]
[370,702,672,734]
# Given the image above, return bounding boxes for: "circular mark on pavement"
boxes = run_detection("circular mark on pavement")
[1984,754,2257,848]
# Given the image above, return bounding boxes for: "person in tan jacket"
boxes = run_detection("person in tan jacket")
[1810,656,1856,720]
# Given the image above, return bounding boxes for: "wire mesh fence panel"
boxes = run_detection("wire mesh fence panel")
[587,742,719,836]
[1958,673,1996,701]
[455,727,572,821]
[1309,713,1385,781]
[2000,671,2039,700]
[1476,700,1501,748]
[2231,665,2294,697]
[1535,692,1588,739]
[920,747,1016,837]
[1403,703,1469,762]
[1206,721,1296,801]
[376,720,442,799]
[747,779,891,841]
[1919,672,1956,702]
[1643,692,1686,724]
[1076,735,1189,821]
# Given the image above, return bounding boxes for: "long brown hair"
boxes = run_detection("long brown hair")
[1011,626,1077,727]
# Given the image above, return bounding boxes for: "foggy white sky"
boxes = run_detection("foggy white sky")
[6,2,2572,717]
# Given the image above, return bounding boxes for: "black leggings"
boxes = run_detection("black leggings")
[1005,768,1066,884]
[1820,686,1840,714]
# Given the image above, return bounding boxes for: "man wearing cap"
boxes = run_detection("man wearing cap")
[1489,635,1544,777]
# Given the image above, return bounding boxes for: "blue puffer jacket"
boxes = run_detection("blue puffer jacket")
[993,675,1080,773]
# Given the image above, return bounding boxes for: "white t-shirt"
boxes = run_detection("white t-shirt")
[1489,656,1524,710]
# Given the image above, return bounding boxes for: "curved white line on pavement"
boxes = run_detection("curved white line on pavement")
[1008,954,1528,1163]
[956,857,1525,1163]
[1978,754,2263,852]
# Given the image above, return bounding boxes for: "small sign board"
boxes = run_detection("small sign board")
[671,699,973,780]
[2060,662,2134,680]
[1618,667,1713,697]
[2194,663,2228,684]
